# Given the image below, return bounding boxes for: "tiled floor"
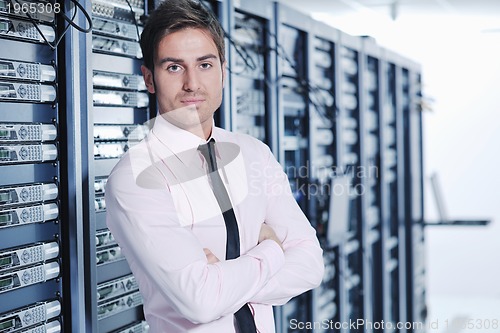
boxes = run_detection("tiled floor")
[427,295,500,333]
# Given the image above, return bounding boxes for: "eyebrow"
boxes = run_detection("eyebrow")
[158,54,218,65]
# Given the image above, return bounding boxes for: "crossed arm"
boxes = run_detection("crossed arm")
[204,224,284,264]
[105,145,324,323]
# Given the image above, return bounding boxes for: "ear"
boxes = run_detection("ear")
[141,65,155,94]
[221,61,227,88]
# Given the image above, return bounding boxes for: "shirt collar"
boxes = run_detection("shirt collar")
[151,114,220,166]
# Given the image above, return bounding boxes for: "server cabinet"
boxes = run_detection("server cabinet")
[88,0,151,331]
[228,0,276,151]
[380,49,407,332]
[273,3,313,332]
[401,61,426,333]
[197,0,231,130]
[0,1,62,332]
[380,45,427,333]
[308,19,342,333]
[336,32,365,332]
[359,37,384,333]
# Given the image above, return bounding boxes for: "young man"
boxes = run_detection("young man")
[105,0,324,332]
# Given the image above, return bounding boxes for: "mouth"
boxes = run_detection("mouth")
[180,99,205,106]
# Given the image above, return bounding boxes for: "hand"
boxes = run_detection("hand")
[204,248,220,264]
[259,224,284,252]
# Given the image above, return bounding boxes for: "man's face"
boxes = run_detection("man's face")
[142,28,225,132]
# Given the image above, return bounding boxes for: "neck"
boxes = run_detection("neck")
[159,111,213,140]
[201,118,213,141]
[182,117,212,140]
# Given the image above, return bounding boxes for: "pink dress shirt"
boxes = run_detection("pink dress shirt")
[105,115,325,332]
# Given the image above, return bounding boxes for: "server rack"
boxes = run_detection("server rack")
[0,1,62,332]
[0,1,426,332]
[197,0,231,130]
[308,19,342,333]
[273,3,313,332]
[87,0,151,331]
[228,0,276,151]
[336,31,365,332]
[386,47,427,332]
[359,36,384,333]
[401,60,426,333]
[380,49,407,333]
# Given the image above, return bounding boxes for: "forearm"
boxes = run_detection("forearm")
[108,201,285,324]
[249,237,324,305]
[248,146,325,305]
[133,238,284,323]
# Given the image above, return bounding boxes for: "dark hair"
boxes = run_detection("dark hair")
[140,0,225,70]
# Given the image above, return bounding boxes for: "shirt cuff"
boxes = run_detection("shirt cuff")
[245,239,285,277]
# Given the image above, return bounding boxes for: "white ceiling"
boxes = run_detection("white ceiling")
[280,0,500,20]
[273,0,500,70]
[276,0,500,44]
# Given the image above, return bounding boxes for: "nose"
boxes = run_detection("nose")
[182,69,200,92]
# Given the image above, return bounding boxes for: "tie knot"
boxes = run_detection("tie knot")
[198,138,217,172]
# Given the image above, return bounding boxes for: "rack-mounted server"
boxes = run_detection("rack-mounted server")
[0,3,63,332]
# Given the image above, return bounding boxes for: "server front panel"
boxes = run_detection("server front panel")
[0,3,62,332]
[90,0,150,331]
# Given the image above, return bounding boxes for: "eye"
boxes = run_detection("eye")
[167,64,182,73]
[200,63,212,70]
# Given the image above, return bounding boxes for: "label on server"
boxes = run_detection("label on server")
[0,58,56,83]
[93,70,146,91]
[0,0,56,23]
[312,51,332,68]
[94,124,148,141]
[0,261,59,294]
[91,0,144,23]
[97,0,145,14]
[112,321,150,333]
[0,123,57,142]
[0,16,55,43]
[92,35,142,59]
[0,183,58,207]
[94,142,129,159]
[0,300,60,333]
[313,37,332,52]
[18,320,61,333]
[97,274,139,303]
[310,71,332,90]
[97,291,143,320]
[93,89,148,108]
[0,144,57,164]
[95,196,106,212]
[0,81,56,103]
[0,202,59,229]
[94,178,108,194]
[0,241,59,273]
[96,245,123,265]
[92,17,143,42]
[282,136,308,150]
[95,229,116,248]
[314,129,334,146]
